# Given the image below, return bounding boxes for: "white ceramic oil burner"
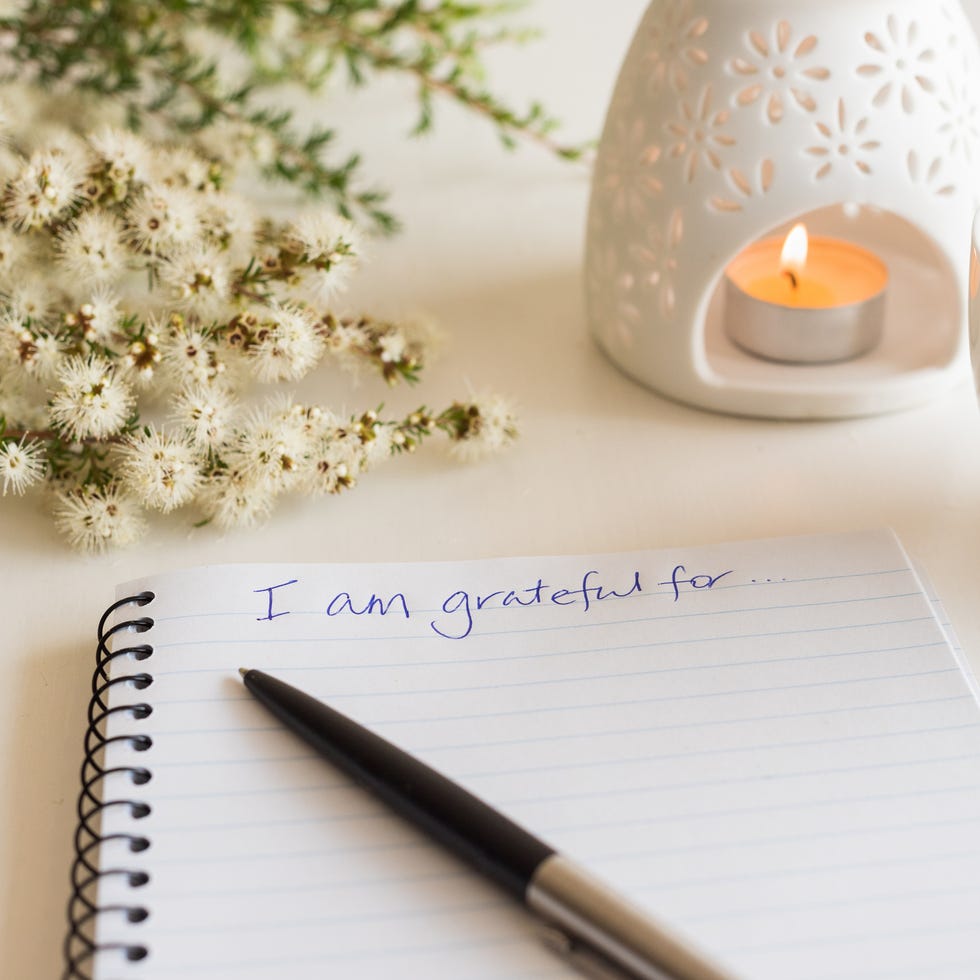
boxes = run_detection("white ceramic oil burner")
[585,0,980,418]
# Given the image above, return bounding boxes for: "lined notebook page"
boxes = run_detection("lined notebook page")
[94,530,980,979]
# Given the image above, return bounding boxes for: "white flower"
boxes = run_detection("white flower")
[160,245,231,318]
[67,287,121,343]
[288,210,362,303]
[199,191,257,262]
[321,315,428,381]
[87,128,152,187]
[149,145,213,191]
[124,185,202,254]
[161,327,228,388]
[170,385,237,448]
[0,438,46,495]
[304,424,364,495]
[116,427,202,512]
[122,331,163,385]
[358,416,393,470]
[290,210,362,262]
[52,483,146,553]
[247,304,323,382]
[293,406,392,494]
[226,405,312,493]
[269,399,334,440]
[4,149,82,229]
[377,332,407,364]
[29,332,64,382]
[48,355,135,440]
[449,395,519,462]
[3,326,64,382]
[323,316,367,356]
[6,273,56,323]
[0,315,21,362]
[192,118,254,168]
[15,329,64,384]
[198,467,275,529]
[57,210,127,285]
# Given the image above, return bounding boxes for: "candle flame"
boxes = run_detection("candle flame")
[781,223,809,273]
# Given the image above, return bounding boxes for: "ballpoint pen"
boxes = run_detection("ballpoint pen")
[238,668,738,980]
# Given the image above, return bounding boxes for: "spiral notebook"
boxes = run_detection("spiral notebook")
[66,529,980,980]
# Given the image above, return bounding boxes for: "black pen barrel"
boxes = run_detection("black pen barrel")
[241,669,554,898]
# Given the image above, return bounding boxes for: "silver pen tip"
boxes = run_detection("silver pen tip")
[238,667,249,678]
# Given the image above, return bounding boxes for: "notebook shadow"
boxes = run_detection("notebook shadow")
[2,639,94,980]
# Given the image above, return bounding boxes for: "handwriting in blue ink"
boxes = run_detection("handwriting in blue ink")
[659,565,733,602]
[326,591,410,620]
[430,569,642,640]
[254,579,298,621]
[253,563,749,640]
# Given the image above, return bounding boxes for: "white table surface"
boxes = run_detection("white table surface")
[5,3,980,977]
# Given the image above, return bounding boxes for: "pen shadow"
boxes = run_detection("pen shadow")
[2,639,93,980]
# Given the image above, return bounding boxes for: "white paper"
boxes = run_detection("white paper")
[92,530,980,979]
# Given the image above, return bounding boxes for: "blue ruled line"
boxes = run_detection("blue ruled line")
[144,659,954,714]
[147,630,943,681]
[143,749,978,806]
[136,783,980,868]
[145,720,980,775]
[140,693,976,744]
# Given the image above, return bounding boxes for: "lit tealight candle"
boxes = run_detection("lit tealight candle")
[724,224,889,364]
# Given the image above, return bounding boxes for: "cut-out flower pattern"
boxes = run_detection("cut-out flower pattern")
[586,229,639,350]
[595,111,664,220]
[730,20,830,124]
[630,208,684,319]
[938,72,980,165]
[940,2,963,50]
[806,99,880,179]
[858,15,936,112]
[709,159,776,213]
[642,0,709,94]
[609,271,641,348]
[665,85,735,183]
[906,150,955,197]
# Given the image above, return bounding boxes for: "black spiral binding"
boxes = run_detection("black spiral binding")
[63,591,157,980]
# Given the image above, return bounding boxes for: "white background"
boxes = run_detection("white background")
[3,2,980,977]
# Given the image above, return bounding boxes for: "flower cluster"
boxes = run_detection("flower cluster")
[0,129,517,552]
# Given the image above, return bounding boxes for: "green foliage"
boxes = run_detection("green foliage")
[0,0,582,233]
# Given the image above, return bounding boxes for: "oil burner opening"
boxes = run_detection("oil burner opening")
[695,204,963,418]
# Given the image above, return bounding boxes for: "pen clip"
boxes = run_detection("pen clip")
[537,924,675,980]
